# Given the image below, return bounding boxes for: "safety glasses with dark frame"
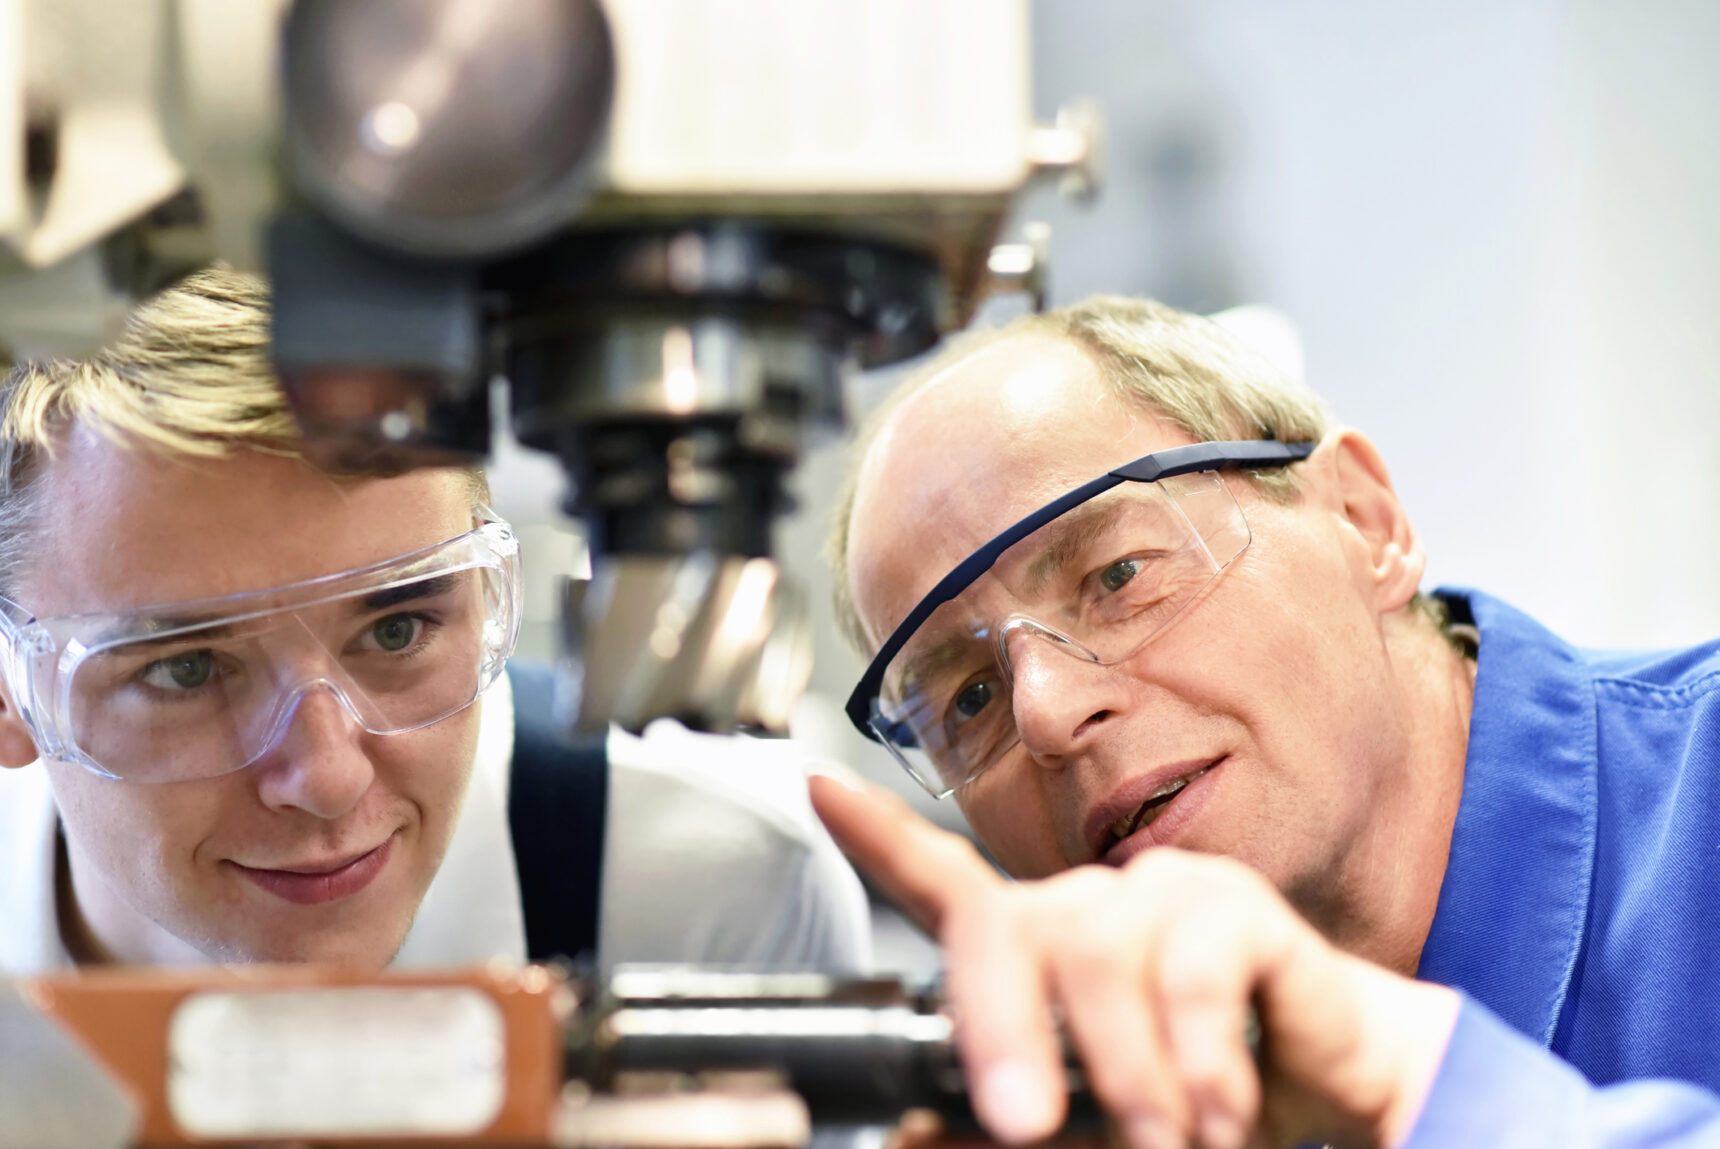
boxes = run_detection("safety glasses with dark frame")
[844,439,1318,767]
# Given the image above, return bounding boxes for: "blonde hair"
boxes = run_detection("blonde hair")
[0,265,484,594]
[826,295,1334,656]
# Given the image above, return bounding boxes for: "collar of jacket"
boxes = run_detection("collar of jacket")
[1416,588,1598,1048]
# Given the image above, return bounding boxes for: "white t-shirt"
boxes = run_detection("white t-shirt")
[0,673,871,974]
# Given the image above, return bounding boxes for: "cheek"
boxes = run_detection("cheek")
[46,763,227,885]
[1188,526,1407,792]
[371,707,482,845]
[956,762,1065,878]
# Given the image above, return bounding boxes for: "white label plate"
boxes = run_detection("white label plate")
[168,986,505,1138]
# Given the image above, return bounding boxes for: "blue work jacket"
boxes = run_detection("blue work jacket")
[1403,590,1720,1146]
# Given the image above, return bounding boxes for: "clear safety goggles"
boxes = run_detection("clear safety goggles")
[0,509,521,783]
[845,441,1314,798]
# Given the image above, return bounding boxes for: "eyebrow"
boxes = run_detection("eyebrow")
[89,574,466,650]
[357,573,461,614]
[105,620,241,651]
[886,502,1136,692]
[1020,498,1128,597]
[892,633,981,699]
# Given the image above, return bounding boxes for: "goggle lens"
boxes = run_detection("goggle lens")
[868,473,1250,796]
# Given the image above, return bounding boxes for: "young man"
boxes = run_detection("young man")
[815,295,1720,1147]
[0,267,869,974]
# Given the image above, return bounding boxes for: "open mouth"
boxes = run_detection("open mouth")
[1100,761,1217,855]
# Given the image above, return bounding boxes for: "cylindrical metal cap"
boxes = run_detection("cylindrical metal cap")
[558,554,814,735]
[281,0,615,258]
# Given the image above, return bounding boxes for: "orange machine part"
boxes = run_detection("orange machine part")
[21,964,567,1148]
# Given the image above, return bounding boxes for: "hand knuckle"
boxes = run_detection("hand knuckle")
[1042,862,1122,904]
[1158,926,1238,1002]
[1054,919,1139,978]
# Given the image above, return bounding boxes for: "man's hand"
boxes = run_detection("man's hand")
[809,775,1460,1149]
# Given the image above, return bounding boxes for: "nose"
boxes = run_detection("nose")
[1005,628,1129,765]
[251,684,377,820]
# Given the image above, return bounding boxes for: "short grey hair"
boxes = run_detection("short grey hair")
[826,295,1335,657]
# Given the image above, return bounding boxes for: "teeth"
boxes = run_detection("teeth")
[1108,766,1210,843]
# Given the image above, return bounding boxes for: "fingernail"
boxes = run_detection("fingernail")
[975,1060,1060,1143]
[1124,1113,1185,1149]
[1198,1110,1245,1149]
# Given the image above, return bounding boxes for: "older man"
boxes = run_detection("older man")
[0,266,868,975]
[814,295,1720,1147]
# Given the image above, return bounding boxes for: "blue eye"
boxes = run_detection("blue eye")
[953,680,999,722]
[142,651,215,691]
[1099,560,1139,593]
[371,614,422,652]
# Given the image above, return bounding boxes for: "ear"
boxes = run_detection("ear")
[0,681,41,767]
[1326,429,1425,613]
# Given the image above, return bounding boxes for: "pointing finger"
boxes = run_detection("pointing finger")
[809,774,1002,934]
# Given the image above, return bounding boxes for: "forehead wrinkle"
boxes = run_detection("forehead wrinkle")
[861,335,1099,502]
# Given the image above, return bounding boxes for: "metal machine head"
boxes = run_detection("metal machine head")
[0,0,1099,737]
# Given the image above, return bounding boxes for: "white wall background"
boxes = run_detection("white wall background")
[1175,0,1720,649]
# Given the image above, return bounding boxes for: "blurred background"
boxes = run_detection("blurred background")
[490,0,1720,972]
